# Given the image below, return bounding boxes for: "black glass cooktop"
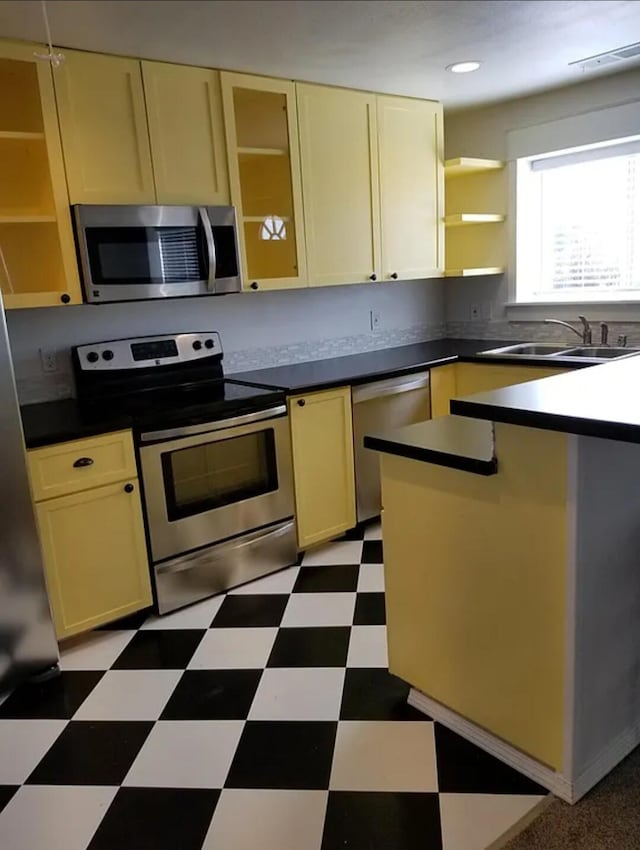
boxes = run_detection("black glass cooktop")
[78,379,285,433]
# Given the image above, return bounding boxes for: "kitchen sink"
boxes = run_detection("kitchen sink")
[560,346,639,359]
[479,343,640,362]
[480,343,576,356]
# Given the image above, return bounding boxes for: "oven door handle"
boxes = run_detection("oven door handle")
[139,404,287,443]
[199,207,217,292]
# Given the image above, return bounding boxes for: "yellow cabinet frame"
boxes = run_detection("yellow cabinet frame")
[221,72,308,290]
[0,39,81,308]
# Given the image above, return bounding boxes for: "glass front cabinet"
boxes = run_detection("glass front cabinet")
[221,72,307,291]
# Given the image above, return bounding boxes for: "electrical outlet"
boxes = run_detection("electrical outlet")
[40,347,57,373]
[370,310,381,331]
[470,304,482,321]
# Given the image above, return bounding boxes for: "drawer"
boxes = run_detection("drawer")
[28,430,137,501]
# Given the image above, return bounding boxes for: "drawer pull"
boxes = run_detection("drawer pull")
[73,457,94,468]
[124,483,134,493]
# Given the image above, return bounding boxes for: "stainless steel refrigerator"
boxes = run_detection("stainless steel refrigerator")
[0,294,59,695]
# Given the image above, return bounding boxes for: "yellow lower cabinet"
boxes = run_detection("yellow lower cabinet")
[36,479,152,639]
[455,363,571,396]
[430,364,458,418]
[431,362,571,417]
[381,425,567,768]
[289,386,356,548]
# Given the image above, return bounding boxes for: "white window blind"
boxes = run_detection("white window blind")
[516,139,640,302]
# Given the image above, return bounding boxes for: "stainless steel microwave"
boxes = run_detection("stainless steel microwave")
[73,205,242,303]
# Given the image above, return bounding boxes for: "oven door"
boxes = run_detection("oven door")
[74,205,242,302]
[138,407,294,563]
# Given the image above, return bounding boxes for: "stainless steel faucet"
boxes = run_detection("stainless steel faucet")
[543,316,592,345]
[600,322,609,345]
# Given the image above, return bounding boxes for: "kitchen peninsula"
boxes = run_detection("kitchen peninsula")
[365,356,640,804]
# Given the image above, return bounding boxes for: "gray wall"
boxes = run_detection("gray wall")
[8,278,445,403]
[445,66,640,339]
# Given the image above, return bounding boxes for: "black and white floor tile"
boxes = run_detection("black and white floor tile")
[0,521,546,850]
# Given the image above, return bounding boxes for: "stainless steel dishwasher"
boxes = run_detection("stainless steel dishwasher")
[352,371,431,522]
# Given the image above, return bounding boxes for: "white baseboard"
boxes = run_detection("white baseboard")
[408,688,574,802]
[409,688,640,805]
[572,718,640,801]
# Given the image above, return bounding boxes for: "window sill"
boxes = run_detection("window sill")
[506,300,640,322]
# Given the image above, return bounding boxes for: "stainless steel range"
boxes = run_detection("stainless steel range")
[73,333,296,614]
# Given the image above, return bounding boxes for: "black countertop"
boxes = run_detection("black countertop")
[450,354,640,444]
[232,338,518,392]
[22,338,515,449]
[364,415,497,476]
[21,399,133,450]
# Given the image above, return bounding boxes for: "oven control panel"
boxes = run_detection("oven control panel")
[76,332,222,371]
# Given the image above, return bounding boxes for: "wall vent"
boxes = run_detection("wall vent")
[570,41,640,71]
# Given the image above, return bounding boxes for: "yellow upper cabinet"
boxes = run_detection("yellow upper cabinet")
[297,84,381,287]
[221,72,307,291]
[377,96,443,281]
[142,61,229,205]
[0,40,81,309]
[53,49,155,204]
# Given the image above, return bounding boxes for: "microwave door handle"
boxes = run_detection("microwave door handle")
[199,207,217,292]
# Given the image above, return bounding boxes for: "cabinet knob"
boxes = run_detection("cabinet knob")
[368,274,377,281]
[60,293,71,304]
[73,457,94,468]
[390,272,398,280]
[250,281,259,290]
[297,399,306,407]
[124,483,134,493]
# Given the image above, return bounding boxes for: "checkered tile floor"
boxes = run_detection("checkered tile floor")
[0,522,546,850]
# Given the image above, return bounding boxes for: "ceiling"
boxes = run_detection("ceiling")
[1,0,640,109]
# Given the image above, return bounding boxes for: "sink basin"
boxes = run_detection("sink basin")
[480,343,575,356]
[560,346,640,359]
[479,343,640,361]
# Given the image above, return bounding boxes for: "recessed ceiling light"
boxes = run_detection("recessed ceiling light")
[446,61,481,74]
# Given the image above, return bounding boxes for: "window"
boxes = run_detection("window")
[260,215,287,241]
[516,137,640,303]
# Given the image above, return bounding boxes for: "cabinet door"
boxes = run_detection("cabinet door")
[289,387,356,548]
[377,96,443,281]
[297,84,380,286]
[221,72,307,291]
[0,40,81,308]
[143,61,229,205]
[54,50,155,204]
[36,480,152,639]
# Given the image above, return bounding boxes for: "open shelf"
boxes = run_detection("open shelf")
[445,213,505,227]
[444,266,505,278]
[0,130,45,141]
[445,157,505,177]
[238,146,287,156]
[0,214,56,224]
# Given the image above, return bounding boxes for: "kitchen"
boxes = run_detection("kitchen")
[1,1,640,848]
